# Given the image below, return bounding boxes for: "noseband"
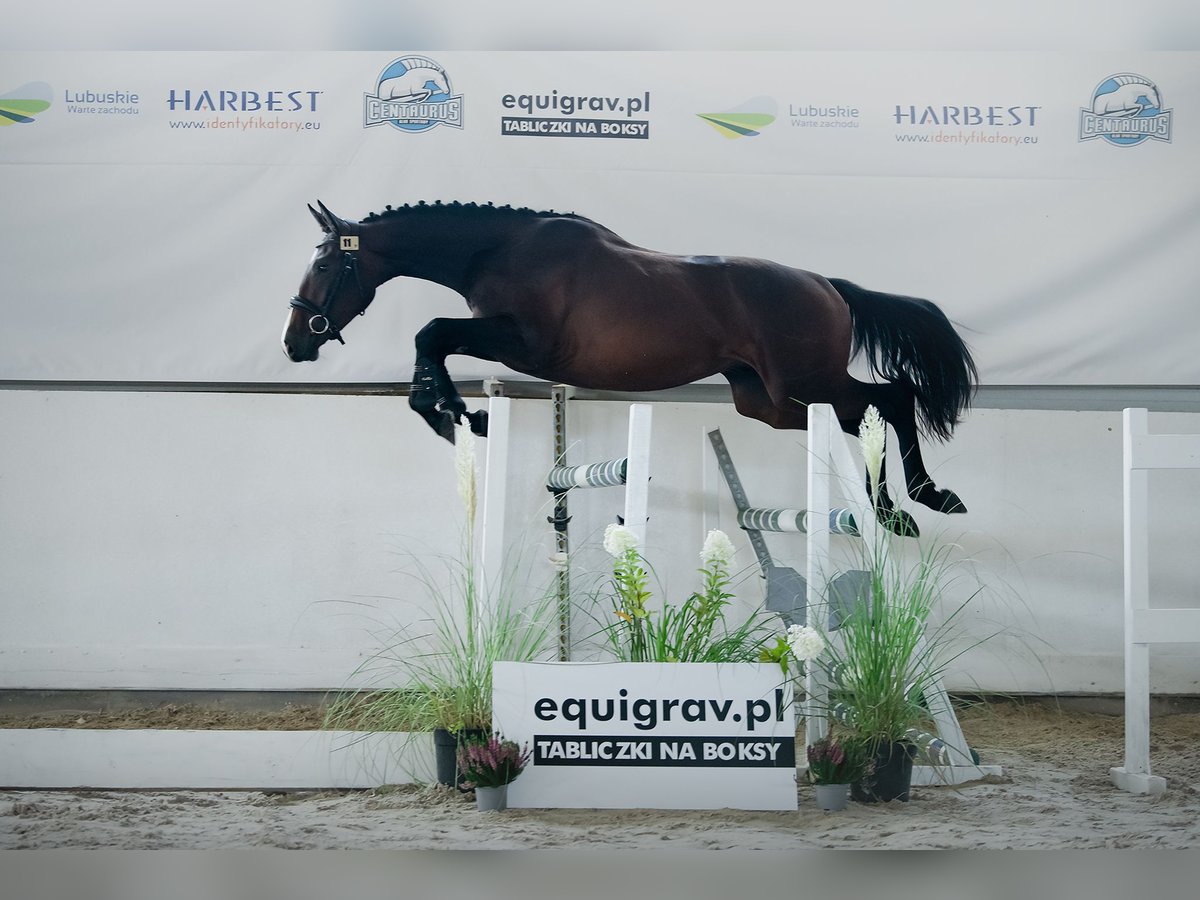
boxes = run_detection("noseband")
[289,235,366,345]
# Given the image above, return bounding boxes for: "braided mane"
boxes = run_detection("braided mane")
[361,200,590,224]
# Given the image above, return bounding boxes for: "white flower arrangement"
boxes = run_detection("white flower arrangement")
[787,623,826,663]
[598,527,773,663]
[699,529,736,568]
[602,522,639,558]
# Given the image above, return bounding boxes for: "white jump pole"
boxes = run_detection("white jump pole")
[479,394,512,610]
[623,404,653,549]
[804,403,833,748]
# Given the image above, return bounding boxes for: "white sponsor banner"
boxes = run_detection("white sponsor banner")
[0,51,1196,385]
[492,661,797,810]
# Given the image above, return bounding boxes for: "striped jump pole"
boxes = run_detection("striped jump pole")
[737,506,860,537]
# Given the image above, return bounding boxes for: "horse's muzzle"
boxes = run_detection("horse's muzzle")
[282,331,319,363]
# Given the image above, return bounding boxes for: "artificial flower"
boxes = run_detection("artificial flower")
[603,522,639,557]
[454,420,477,524]
[787,623,826,662]
[699,529,736,568]
[858,404,886,505]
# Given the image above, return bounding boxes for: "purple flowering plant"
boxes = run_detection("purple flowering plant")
[456,732,532,788]
[805,734,869,785]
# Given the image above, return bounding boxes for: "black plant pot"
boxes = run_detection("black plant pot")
[433,727,487,790]
[852,740,916,803]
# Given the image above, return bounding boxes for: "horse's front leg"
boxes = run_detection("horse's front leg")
[409,352,460,442]
[410,316,527,442]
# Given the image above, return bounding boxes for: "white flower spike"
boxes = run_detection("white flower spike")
[858,405,886,505]
[454,420,477,524]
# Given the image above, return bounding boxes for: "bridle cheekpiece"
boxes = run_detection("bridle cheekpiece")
[288,233,365,345]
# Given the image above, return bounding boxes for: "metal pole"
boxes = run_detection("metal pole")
[550,384,572,661]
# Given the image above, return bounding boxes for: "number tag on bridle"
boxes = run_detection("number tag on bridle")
[339,236,360,251]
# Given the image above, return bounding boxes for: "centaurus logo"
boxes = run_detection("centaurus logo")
[696,96,777,139]
[1079,73,1172,147]
[0,81,52,125]
[364,55,463,133]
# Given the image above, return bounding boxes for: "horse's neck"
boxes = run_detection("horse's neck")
[365,211,522,295]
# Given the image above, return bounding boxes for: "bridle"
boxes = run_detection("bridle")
[288,234,367,345]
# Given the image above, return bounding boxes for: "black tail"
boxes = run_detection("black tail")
[828,278,978,441]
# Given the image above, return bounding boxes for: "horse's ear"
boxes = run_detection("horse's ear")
[315,199,350,236]
[308,202,330,233]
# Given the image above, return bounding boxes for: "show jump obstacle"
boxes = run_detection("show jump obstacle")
[708,403,1001,787]
[1112,408,1200,795]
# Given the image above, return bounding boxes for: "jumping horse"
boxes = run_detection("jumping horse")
[282,200,977,536]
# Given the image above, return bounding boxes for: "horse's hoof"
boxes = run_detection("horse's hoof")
[939,491,967,514]
[911,485,968,515]
[467,409,489,437]
[434,411,457,443]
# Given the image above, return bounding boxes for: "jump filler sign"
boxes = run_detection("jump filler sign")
[493,662,797,810]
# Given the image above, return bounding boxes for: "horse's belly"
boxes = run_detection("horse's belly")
[532,342,725,393]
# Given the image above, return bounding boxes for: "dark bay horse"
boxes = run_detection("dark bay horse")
[282,200,977,536]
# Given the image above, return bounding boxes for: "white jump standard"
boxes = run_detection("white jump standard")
[1111,408,1200,795]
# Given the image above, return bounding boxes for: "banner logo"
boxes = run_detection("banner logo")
[499,89,651,139]
[788,102,860,129]
[63,88,140,117]
[0,81,52,126]
[1079,73,1172,147]
[364,56,462,133]
[697,97,777,138]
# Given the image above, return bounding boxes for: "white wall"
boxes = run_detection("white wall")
[3,390,1196,694]
[0,390,471,689]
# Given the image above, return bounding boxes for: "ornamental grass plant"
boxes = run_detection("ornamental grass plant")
[324,422,558,740]
[323,549,558,736]
[826,540,970,748]
[788,405,1001,759]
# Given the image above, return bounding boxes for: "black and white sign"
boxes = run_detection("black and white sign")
[493,662,797,810]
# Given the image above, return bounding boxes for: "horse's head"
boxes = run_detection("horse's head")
[281,201,376,362]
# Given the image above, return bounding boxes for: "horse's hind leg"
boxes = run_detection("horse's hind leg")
[857,380,967,515]
[846,444,920,538]
[724,365,809,428]
[724,366,919,536]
